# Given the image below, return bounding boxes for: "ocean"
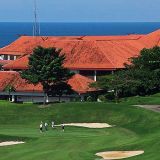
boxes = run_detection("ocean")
[0,22,160,48]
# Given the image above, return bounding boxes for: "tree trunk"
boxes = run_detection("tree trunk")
[115,90,119,104]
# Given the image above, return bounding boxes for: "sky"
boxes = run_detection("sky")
[0,0,160,22]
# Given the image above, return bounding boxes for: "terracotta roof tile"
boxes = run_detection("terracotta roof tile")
[0,72,95,94]
[68,74,96,94]
[3,55,29,70]
[0,71,17,91]
[138,29,160,48]
[0,60,13,65]
[0,34,144,56]
[1,30,160,70]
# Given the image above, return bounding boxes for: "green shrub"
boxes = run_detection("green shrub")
[105,92,115,100]
[97,95,106,102]
[86,96,93,102]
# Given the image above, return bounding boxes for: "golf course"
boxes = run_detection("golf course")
[0,94,160,160]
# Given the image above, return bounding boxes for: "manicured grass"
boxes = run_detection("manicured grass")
[121,93,160,105]
[0,94,160,160]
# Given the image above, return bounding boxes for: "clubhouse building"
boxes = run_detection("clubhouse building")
[0,29,160,102]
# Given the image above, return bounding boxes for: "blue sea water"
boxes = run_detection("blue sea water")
[0,22,160,48]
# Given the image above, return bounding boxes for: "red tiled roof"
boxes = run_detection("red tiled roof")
[13,76,42,93]
[0,60,12,66]
[0,71,17,91]
[0,71,42,92]
[0,71,95,94]
[3,55,29,70]
[0,36,47,55]
[0,35,144,56]
[68,74,96,94]
[139,29,160,48]
[2,30,160,70]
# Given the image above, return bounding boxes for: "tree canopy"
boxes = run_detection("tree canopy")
[92,46,160,101]
[21,46,73,102]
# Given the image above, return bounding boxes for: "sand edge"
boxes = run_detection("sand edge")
[95,150,144,159]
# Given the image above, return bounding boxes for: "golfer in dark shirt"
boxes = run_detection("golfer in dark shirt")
[61,124,65,132]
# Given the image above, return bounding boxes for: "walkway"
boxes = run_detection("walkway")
[134,105,160,113]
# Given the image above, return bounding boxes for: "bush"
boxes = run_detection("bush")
[86,96,94,102]
[97,95,106,102]
[97,92,115,102]
[105,92,115,100]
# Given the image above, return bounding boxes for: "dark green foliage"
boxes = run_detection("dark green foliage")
[92,73,140,102]
[98,92,115,102]
[128,46,160,70]
[124,46,160,95]
[4,85,15,101]
[4,85,15,92]
[97,95,106,102]
[86,96,93,102]
[92,46,160,100]
[21,46,74,101]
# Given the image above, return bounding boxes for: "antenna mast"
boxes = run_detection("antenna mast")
[33,0,40,36]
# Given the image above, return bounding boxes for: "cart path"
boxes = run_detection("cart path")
[134,105,160,113]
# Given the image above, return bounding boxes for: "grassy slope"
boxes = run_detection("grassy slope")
[0,94,159,160]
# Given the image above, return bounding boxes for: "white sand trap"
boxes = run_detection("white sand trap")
[96,151,144,160]
[0,141,25,147]
[57,123,112,128]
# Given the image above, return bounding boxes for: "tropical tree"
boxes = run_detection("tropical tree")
[92,46,160,101]
[4,85,15,101]
[128,46,160,71]
[21,46,73,104]
[92,73,140,103]
[125,46,160,94]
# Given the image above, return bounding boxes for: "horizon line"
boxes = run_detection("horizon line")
[0,21,160,23]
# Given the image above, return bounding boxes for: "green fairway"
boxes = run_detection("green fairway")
[0,94,160,160]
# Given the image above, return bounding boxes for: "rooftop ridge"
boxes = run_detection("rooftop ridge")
[94,41,116,68]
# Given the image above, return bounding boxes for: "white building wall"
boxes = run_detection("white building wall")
[7,55,10,60]
[0,55,18,60]
[0,55,4,60]
[17,96,72,103]
[14,56,17,60]
[94,70,97,81]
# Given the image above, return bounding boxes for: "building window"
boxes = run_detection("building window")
[4,55,8,60]
[97,70,112,76]
[79,70,94,76]
[79,70,94,80]
[10,55,14,60]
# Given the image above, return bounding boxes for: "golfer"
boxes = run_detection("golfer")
[40,122,43,133]
[45,122,48,131]
[61,124,65,132]
[51,121,55,129]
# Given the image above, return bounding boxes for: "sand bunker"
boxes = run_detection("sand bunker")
[96,151,144,159]
[0,141,25,147]
[56,123,112,128]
